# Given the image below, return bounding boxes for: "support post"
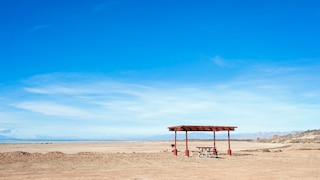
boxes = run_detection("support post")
[213,131,217,155]
[227,130,232,155]
[173,130,177,155]
[185,131,189,157]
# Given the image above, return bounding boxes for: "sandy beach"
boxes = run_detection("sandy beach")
[1,140,319,179]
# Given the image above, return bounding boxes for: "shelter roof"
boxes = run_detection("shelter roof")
[168,125,237,131]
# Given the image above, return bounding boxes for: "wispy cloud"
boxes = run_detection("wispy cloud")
[14,101,90,117]
[211,55,226,67]
[0,128,12,134]
[92,1,120,12]
[1,58,319,138]
[30,24,50,32]
[24,86,95,95]
[258,67,300,74]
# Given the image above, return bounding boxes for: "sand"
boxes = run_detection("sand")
[1,140,319,179]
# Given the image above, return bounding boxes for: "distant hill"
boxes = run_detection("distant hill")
[0,135,18,140]
[2,130,318,142]
[257,129,320,143]
[144,131,294,141]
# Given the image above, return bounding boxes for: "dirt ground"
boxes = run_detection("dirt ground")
[0,140,319,180]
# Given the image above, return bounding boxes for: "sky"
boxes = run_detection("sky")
[0,0,319,139]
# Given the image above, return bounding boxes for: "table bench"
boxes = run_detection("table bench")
[196,146,218,158]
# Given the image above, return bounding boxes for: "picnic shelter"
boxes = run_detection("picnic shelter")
[168,125,237,157]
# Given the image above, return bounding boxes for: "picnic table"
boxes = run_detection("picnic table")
[196,146,218,158]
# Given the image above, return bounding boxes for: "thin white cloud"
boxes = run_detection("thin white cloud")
[24,87,49,94]
[259,67,300,74]
[30,24,50,32]
[2,62,319,138]
[24,86,95,95]
[211,55,226,67]
[14,102,90,117]
[0,128,12,134]
[92,1,120,12]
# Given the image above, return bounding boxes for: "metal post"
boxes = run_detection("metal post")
[173,130,177,155]
[213,131,216,148]
[213,131,217,155]
[185,131,189,157]
[227,130,232,155]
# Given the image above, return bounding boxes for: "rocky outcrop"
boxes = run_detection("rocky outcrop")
[257,129,320,143]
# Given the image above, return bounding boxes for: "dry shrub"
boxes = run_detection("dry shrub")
[0,151,31,157]
[46,151,65,156]
[77,152,94,155]
[262,149,270,152]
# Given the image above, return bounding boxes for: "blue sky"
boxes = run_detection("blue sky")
[0,0,319,139]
